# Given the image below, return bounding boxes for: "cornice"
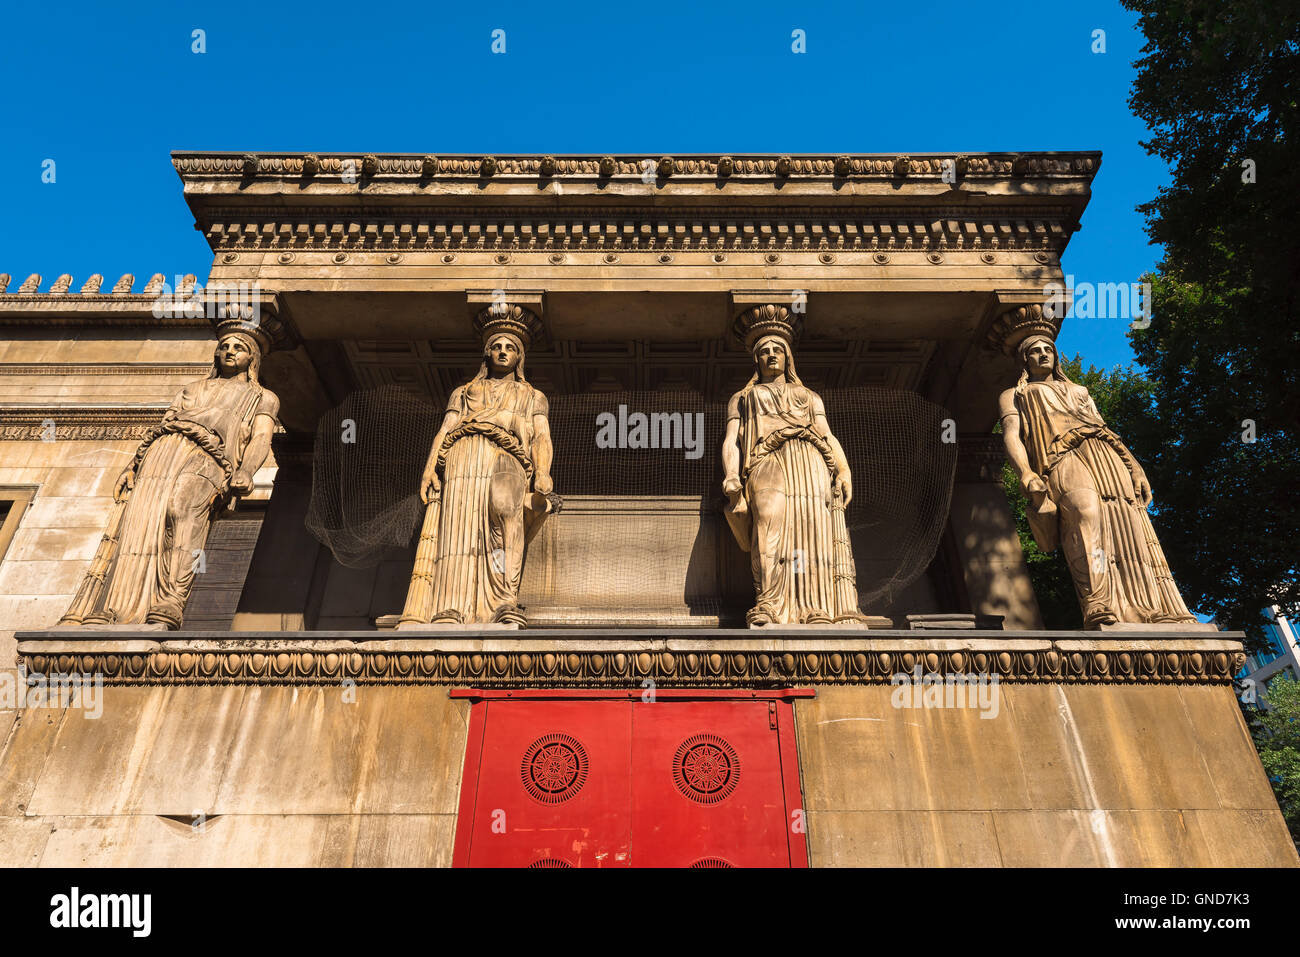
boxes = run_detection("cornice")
[198,206,1077,254]
[0,363,209,376]
[16,633,1244,687]
[0,406,166,440]
[0,294,212,327]
[173,151,1102,182]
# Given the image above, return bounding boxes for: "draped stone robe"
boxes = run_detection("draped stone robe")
[1015,378,1195,625]
[70,375,277,627]
[424,375,549,623]
[728,380,859,625]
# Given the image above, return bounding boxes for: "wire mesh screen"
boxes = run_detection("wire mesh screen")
[305,384,956,611]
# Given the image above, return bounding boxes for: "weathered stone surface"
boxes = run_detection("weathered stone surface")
[26,685,247,816]
[795,684,1296,867]
[213,686,465,815]
[0,706,65,815]
[0,816,54,866]
[0,685,468,866]
[808,811,1002,867]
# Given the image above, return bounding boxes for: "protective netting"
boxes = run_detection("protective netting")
[305,384,957,612]
[305,385,442,568]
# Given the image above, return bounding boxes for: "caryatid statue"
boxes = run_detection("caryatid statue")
[995,306,1198,628]
[721,305,866,626]
[60,318,280,629]
[400,305,557,627]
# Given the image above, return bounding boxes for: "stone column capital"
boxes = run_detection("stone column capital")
[985,300,1062,357]
[205,289,297,353]
[466,290,548,350]
[730,297,806,351]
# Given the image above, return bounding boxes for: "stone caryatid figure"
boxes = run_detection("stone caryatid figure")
[60,319,280,629]
[721,304,866,626]
[400,305,556,627]
[996,310,1197,628]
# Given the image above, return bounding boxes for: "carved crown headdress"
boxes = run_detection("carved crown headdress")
[732,303,804,353]
[473,302,544,351]
[215,316,274,356]
[986,303,1061,357]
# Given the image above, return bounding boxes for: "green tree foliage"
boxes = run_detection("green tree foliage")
[1244,675,1300,846]
[1120,1,1300,642]
[999,356,1157,629]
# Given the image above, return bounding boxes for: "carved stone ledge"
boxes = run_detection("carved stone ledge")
[173,152,1102,181]
[956,434,1008,483]
[195,212,1077,255]
[0,406,167,441]
[0,363,210,377]
[15,632,1246,687]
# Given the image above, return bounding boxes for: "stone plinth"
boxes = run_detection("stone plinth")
[3,627,1293,867]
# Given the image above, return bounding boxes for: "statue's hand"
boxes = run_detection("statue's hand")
[420,468,441,505]
[1135,474,1152,508]
[834,474,852,507]
[1023,474,1053,511]
[534,473,554,496]
[113,468,135,503]
[722,475,743,498]
[229,470,254,496]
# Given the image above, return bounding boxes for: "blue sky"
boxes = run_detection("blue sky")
[0,0,1164,371]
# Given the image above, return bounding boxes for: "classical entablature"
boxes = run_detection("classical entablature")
[165,150,1099,424]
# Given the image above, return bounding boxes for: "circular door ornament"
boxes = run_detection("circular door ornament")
[672,733,740,805]
[689,858,736,868]
[521,733,588,804]
[527,858,573,868]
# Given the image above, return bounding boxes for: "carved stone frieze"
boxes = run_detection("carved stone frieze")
[0,407,167,440]
[193,206,1077,254]
[0,363,210,376]
[956,435,1008,483]
[16,635,1247,687]
[173,152,1100,180]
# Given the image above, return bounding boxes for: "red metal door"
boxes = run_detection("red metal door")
[629,700,792,867]
[459,700,632,868]
[452,690,810,868]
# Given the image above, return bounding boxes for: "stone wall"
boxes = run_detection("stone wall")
[1,678,1291,866]
[797,683,1297,866]
[0,685,467,866]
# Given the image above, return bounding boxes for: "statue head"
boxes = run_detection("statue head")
[747,333,801,389]
[1013,334,1073,395]
[211,332,262,384]
[1019,335,1058,380]
[754,335,790,382]
[472,304,540,385]
[486,333,522,375]
[473,331,527,383]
